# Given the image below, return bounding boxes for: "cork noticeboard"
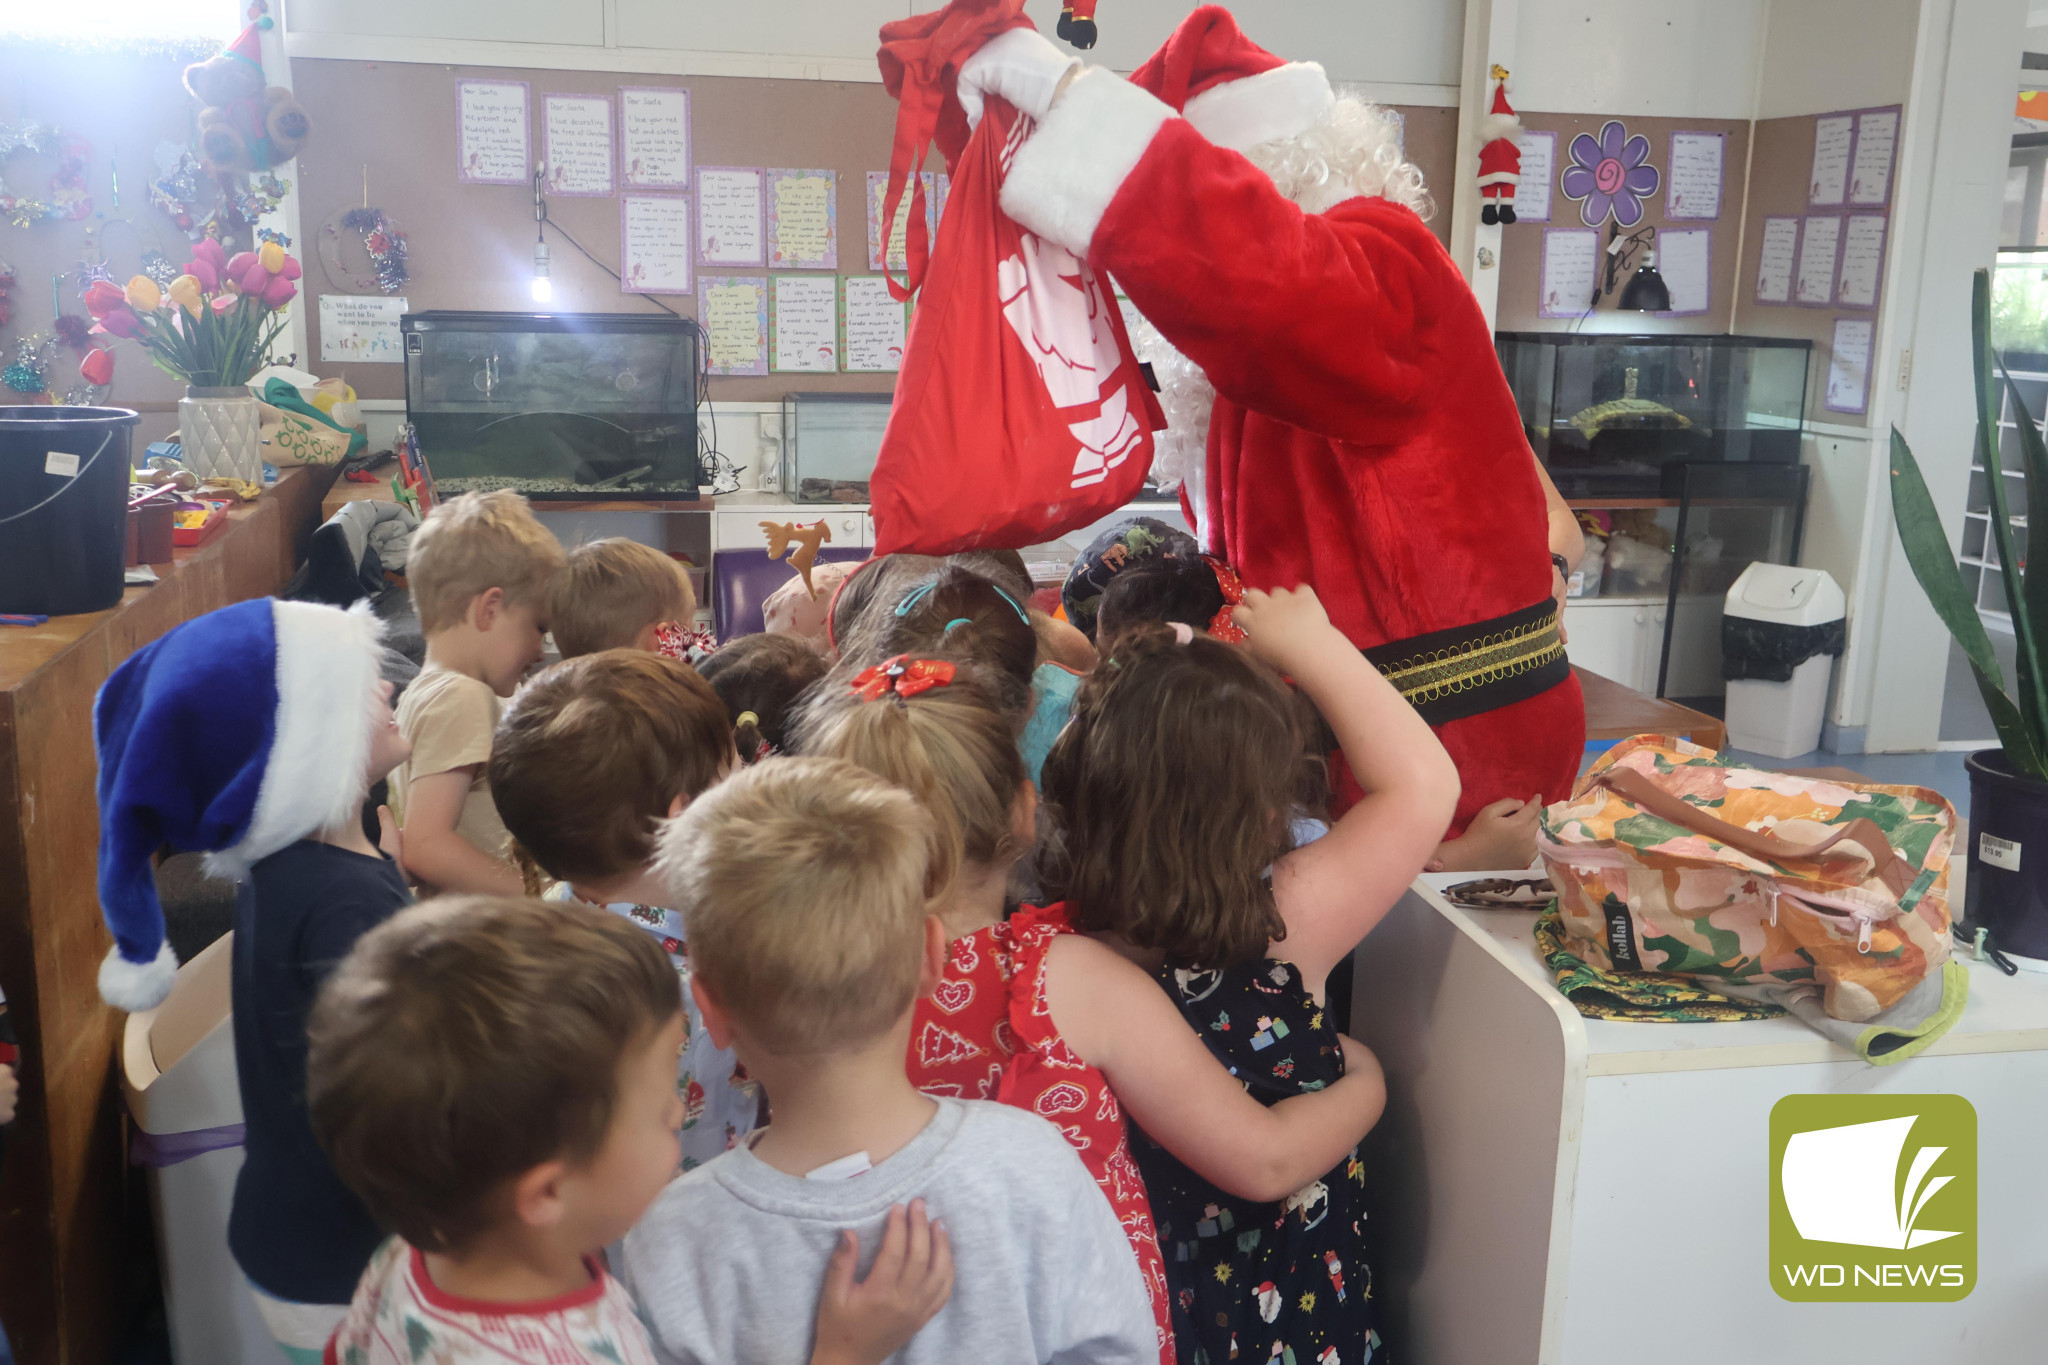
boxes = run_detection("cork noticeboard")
[291,57,1458,405]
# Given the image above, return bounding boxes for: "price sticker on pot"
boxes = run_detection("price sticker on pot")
[45,451,79,477]
[1979,832,2022,873]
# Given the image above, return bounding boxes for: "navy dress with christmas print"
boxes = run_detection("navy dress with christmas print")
[1131,958,1386,1365]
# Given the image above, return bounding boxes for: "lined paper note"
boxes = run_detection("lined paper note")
[1810,115,1852,205]
[621,88,690,189]
[620,194,692,295]
[1796,216,1841,305]
[771,274,838,371]
[1658,228,1711,316]
[1513,131,1554,223]
[1665,132,1724,220]
[543,94,613,197]
[1826,317,1874,414]
[697,167,765,266]
[699,276,767,376]
[1837,215,1887,309]
[1539,229,1599,319]
[457,80,528,185]
[768,169,836,270]
[1756,217,1799,304]
[867,172,936,272]
[842,276,908,372]
[1850,109,1899,206]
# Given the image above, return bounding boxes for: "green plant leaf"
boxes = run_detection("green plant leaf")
[1890,425,2046,776]
[1972,270,2048,752]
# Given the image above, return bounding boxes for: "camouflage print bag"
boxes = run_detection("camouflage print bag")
[1539,735,1968,1063]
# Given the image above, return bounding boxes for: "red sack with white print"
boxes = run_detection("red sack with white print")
[867,73,1165,554]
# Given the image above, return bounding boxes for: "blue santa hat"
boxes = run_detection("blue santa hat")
[95,598,386,1012]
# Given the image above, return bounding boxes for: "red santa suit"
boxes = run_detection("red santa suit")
[996,8,1584,832]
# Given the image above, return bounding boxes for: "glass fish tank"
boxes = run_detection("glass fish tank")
[781,392,892,503]
[1495,333,1812,499]
[402,311,698,499]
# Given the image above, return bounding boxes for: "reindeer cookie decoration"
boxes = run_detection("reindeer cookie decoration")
[761,520,832,599]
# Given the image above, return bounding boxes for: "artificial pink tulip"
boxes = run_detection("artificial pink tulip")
[192,238,227,271]
[260,274,298,307]
[211,295,239,314]
[278,255,302,281]
[186,258,219,291]
[234,258,270,293]
[93,306,144,339]
[227,251,258,279]
[82,279,126,318]
[79,347,114,386]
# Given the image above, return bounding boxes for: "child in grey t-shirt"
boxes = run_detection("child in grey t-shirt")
[628,758,1155,1365]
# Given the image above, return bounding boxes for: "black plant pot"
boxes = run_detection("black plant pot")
[1963,748,2048,962]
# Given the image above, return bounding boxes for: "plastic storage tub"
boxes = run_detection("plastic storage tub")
[1721,563,1846,758]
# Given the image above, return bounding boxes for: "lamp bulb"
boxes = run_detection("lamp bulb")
[531,239,553,304]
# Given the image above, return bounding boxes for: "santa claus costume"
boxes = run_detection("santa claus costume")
[964,8,1585,836]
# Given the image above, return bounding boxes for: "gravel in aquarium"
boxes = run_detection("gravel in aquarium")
[436,475,700,496]
[799,478,871,502]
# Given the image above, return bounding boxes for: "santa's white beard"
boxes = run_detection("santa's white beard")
[1125,93,1430,518]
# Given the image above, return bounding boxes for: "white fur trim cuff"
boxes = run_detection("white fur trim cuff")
[1182,62,1333,153]
[209,600,385,878]
[100,941,179,1013]
[1001,68,1174,258]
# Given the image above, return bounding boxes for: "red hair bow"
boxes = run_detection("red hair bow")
[850,655,957,701]
[1204,556,1248,645]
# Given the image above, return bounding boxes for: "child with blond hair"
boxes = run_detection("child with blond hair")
[390,491,564,896]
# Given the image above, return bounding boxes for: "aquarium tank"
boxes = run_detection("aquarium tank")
[402,311,698,499]
[1495,333,1811,500]
[781,392,892,503]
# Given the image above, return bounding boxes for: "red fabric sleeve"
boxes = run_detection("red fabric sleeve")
[1089,119,1455,444]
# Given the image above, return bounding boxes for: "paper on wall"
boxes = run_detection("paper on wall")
[1795,216,1841,305]
[867,171,937,273]
[1837,215,1887,309]
[1539,228,1598,320]
[543,94,613,197]
[1755,217,1799,304]
[1657,228,1711,316]
[842,276,908,372]
[768,169,837,270]
[621,87,691,189]
[699,276,768,376]
[1826,317,1874,414]
[457,80,528,185]
[319,294,408,363]
[1809,114,1852,206]
[1513,131,1554,223]
[621,194,693,295]
[935,173,951,230]
[698,167,765,266]
[1850,109,1899,206]
[1665,132,1723,220]
[771,274,838,372]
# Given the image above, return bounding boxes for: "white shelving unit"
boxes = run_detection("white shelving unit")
[1962,356,2048,632]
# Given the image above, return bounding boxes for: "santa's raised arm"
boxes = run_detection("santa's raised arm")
[961,8,1587,859]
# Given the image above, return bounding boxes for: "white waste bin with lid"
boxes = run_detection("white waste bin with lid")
[1721,563,1847,758]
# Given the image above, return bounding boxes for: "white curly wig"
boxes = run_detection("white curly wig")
[1131,92,1432,494]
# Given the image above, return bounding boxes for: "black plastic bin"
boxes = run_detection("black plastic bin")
[0,406,141,616]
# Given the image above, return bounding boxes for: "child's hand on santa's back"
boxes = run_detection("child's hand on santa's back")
[1234,584,1343,673]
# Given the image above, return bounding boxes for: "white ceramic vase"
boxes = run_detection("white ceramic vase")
[179,386,261,484]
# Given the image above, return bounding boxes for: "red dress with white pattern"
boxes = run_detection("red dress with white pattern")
[905,903,1174,1365]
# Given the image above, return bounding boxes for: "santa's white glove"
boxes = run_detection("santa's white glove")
[957,28,1080,129]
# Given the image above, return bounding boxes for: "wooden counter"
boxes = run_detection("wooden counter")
[1575,664,1728,753]
[0,463,337,1365]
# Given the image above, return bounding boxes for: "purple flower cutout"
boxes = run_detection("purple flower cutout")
[1561,120,1660,228]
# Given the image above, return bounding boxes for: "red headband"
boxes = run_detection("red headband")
[850,655,957,701]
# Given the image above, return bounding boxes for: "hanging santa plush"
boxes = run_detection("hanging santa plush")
[1478,67,1523,225]
[951,8,1586,839]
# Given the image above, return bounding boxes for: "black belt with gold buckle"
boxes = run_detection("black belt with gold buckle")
[1363,597,1570,726]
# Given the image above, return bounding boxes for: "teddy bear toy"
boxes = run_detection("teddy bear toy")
[183,17,311,174]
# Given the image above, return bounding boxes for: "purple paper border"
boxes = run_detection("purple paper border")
[620,86,692,190]
[767,168,838,271]
[1836,213,1889,310]
[457,79,530,186]
[699,275,768,376]
[1664,130,1725,221]
[1807,112,1855,208]
[1795,214,1843,308]
[541,92,614,198]
[1538,227,1599,320]
[1754,215,1802,305]
[840,275,908,373]
[1824,316,1875,415]
[1656,226,1712,317]
[619,193,693,296]
[1848,106,1902,209]
[1512,130,1555,224]
[696,167,766,268]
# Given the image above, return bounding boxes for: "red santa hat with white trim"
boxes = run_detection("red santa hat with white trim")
[1126,5,1333,152]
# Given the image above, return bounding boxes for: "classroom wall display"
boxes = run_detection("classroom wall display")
[1755,216,1800,304]
[621,193,693,295]
[542,93,614,197]
[621,86,691,189]
[1656,228,1711,317]
[1795,215,1841,306]
[1512,130,1555,222]
[1848,107,1900,208]
[457,79,529,185]
[1837,215,1887,309]
[868,171,938,273]
[1560,119,1659,228]
[1826,316,1874,414]
[697,166,765,267]
[1538,228,1599,319]
[1664,131,1724,220]
[841,275,909,372]
[1808,113,1852,206]
[700,276,769,376]
[319,294,409,363]
[768,168,837,270]
[770,274,839,372]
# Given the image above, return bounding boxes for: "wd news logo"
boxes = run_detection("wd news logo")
[1769,1095,1976,1302]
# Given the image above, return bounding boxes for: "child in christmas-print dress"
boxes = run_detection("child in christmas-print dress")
[1036,586,1461,1365]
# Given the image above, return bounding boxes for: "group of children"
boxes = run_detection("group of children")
[93,488,1462,1365]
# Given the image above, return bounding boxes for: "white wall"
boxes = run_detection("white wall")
[1507,0,1768,117]
[1754,0,1919,119]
